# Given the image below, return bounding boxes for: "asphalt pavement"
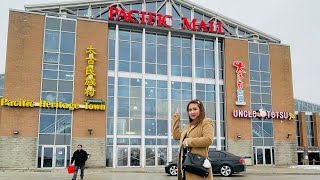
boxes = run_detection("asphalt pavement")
[1,165,320,180]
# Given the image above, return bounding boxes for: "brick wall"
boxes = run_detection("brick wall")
[274,141,297,165]
[269,44,295,142]
[0,137,37,168]
[299,112,308,147]
[313,112,320,147]
[0,11,43,137]
[72,138,106,167]
[72,19,107,138]
[224,38,252,142]
[228,140,252,164]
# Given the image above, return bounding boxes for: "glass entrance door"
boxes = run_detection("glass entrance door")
[42,146,53,168]
[145,147,167,167]
[55,146,66,168]
[41,146,67,168]
[254,147,273,165]
[117,146,141,167]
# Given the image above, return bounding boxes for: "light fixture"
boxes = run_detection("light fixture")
[237,134,241,139]
[13,131,19,135]
[88,128,93,135]
[287,133,292,138]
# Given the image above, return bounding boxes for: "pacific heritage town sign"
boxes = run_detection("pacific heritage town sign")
[0,98,106,111]
[108,7,225,35]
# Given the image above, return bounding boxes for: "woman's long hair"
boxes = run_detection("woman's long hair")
[186,99,205,125]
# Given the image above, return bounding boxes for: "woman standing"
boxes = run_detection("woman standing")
[172,99,214,180]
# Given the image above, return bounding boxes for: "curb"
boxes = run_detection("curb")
[1,168,320,175]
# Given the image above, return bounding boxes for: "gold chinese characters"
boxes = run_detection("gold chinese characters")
[84,45,97,97]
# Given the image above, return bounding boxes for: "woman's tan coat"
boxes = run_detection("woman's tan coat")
[173,116,214,180]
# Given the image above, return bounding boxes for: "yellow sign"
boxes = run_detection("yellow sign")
[0,98,34,107]
[0,98,105,111]
[85,45,97,97]
[288,112,295,121]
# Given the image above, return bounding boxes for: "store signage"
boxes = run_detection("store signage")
[0,98,106,111]
[232,109,295,120]
[84,99,104,104]
[84,45,97,97]
[108,7,225,35]
[233,61,246,105]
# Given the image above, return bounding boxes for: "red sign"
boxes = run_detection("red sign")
[108,7,224,35]
[233,61,246,105]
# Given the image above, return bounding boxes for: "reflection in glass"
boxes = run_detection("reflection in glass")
[158,148,167,166]
[130,148,140,166]
[45,31,59,52]
[56,115,71,133]
[145,119,156,136]
[44,52,59,63]
[46,18,60,30]
[117,147,128,166]
[40,115,55,133]
[43,147,53,167]
[146,148,155,166]
[58,81,73,92]
[61,20,76,32]
[60,32,75,53]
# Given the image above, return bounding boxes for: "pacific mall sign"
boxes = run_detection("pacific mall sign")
[108,7,225,35]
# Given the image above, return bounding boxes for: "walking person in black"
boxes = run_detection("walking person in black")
[71,144,88,180]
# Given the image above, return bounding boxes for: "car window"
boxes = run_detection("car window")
[210,151,220,158]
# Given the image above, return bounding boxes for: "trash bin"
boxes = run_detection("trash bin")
[243,156,252,166]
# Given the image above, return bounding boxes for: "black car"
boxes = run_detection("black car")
[165,150,246,177]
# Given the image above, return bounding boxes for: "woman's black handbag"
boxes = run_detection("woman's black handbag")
[182,151,209,177]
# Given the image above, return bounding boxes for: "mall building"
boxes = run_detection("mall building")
[0,0,319,169]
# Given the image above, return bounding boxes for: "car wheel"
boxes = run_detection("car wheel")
[219,164,233,177]
[169,165,178,176]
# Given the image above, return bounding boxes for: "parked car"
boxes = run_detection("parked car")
[165,150,246,177]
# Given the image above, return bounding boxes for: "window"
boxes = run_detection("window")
[249,42,274,147]
[118,30,143,73]
[295,115,301,146]
[195,39,215,79]
[38,17,75,168]
[306,115,315,146]
[146,79,168,136]
[145,33,167,75]
[171,36,192,77]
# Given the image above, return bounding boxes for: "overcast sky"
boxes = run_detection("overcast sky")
[1,0,320,104]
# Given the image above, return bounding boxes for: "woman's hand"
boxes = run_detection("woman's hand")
[173,108,180,120]
[183,138,190,148]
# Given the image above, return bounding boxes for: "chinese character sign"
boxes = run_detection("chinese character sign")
[233,61,246,105]
[84,45,97,97]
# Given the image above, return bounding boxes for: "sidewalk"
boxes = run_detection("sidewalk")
[1,166,320,175]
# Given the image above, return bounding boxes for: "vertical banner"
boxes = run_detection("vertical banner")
[84,45,97,97]
[233,61,246,105]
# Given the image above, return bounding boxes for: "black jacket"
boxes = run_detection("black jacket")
[71,149,88,166]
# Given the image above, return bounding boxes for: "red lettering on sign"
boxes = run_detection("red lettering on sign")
[182,17,197,30]
[128,10,139,23]
[198,20,208,32]
[108,7,224,35]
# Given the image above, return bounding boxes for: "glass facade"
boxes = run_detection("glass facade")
[295,115,301,146]
[0,74,3,97]
[306,115,315,147]
[37,17,76,168]
[249,42,274,165]
[106,25,224,167]
[294,99,320,112]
